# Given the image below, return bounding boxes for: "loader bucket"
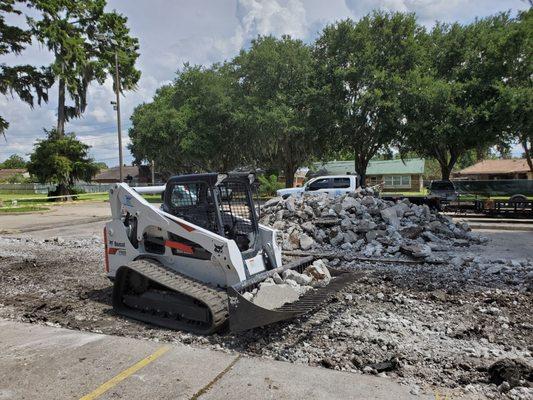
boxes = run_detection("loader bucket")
[228,256,357,332]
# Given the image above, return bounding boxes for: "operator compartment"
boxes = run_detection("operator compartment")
[162,173,259,254]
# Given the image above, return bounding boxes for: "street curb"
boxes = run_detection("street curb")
[470,224,533,231]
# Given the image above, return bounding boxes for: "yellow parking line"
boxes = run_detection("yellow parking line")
[79,345,171,400]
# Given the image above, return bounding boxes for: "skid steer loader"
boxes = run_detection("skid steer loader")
[104,173,355,334]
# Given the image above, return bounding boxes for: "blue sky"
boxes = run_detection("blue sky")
[0,0,529,165]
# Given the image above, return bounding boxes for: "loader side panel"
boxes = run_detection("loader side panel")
[106,183,250,287]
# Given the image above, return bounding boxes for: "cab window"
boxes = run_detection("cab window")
[307,178,330,191]
[170,183,200,207]
[333,178,351,188]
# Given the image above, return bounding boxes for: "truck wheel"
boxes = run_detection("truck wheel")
[509,194,527,203]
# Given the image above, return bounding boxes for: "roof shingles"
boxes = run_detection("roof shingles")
[456,159,530,175]
[313,158,425,175]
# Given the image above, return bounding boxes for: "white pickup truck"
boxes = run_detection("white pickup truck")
[276,175,358,198]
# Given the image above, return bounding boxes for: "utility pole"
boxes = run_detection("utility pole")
[151,159,155,185]
[114,50,124,182]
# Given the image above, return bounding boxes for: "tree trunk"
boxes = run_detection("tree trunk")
[435,147,460,181]
[284,163,297,188]
[475,146,486,162]
[522,139,533,173]
[354,156,369,188]
[439,163,452,180]
[52,182,70,202]
[57,78,66,137]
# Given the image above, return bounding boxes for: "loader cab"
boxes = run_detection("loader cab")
[163,173,260,253]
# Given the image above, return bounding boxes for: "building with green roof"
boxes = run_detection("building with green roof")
[312,158,425,192]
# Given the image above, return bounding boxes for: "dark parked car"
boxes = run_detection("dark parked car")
[428,180,459,201]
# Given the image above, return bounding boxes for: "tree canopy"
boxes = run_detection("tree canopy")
[0,0,53,136]
[27,0,141,136]
[493,9,533,171]
[313,12,423,185]
[0,153,27,168]
[401,12,530,179]
[129,64,244,176]
[27,129,99,194]
[128,10,531,184]
[130,36,319,185]
[234,35,318,186]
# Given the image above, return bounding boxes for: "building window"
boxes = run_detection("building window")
[384,175,411,188]
[367,176,380,185]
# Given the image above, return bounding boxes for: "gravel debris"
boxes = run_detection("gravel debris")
[260,190,488,264]
[0,199,532,400]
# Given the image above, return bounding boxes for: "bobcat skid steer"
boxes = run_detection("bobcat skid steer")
[104,173,355,334]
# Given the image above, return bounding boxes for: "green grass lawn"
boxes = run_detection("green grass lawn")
[0,205,50,213]
[0,192,109,206]
[0,191,161,213]
[381,189,428,197]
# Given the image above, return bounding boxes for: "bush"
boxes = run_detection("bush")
[6,173,32,184]
[69,187,86,195]
[258,174,284,197]
[27,129,99,197]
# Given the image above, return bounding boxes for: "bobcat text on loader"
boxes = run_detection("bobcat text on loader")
[104,173,355,334]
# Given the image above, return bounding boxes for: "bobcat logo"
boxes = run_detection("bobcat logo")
[213,244,223,254]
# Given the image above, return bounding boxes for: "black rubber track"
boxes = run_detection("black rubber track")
[113,259,229,334]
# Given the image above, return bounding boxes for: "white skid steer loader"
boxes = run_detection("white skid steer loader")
[104,172,355,334]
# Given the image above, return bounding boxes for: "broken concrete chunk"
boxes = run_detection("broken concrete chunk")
[361,195,375,206]
[263,197,282,208]
[284,196,296,212]
[488,358,533,388]
[272,272,284,284]
[272,220,285,230]
[330,232,345,246]
[381,207,400,228]
[289,229,300,248]
[252,284,300,310]
[365,230,386,242]
[394,202,410,217]
[242,292,254,301]
[366,357,400,373]
[301,221,315,234]
[304,260,331,287]
[421,231,444,243]
[355,220,377,233]
[299,234,315,250]
[400,243,432,259]
[283,269,313,286]
[399,225,424,239]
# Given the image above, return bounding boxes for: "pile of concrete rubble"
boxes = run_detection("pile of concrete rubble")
[244,259,331,309]
[260,189,487,261]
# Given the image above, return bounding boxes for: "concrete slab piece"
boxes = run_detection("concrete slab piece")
[199,356,430,400]
[0,320,434,400]
[252,284,299,309]
[0,320,235,400]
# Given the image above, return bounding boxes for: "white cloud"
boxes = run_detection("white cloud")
[344,0,529,26]
[1,0,529,165]
[225,0,308,54]
[0,74,159,165]
[159,0,309,69]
